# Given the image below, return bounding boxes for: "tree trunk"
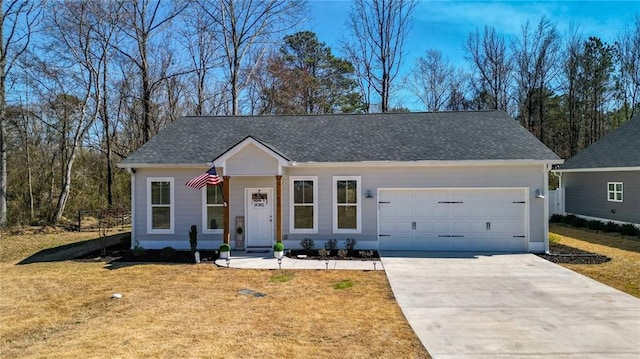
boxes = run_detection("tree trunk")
[0,3,6,227]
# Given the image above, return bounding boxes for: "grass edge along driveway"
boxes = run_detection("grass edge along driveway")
[550,224,640,298]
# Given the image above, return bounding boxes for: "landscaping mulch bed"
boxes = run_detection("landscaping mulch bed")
[537,242,611,264]
[286,249,380,260]
[76,249,218,263]
[73,237,217,264]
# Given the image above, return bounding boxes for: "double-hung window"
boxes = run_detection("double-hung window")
[147,177,174,234]
[290,176,317,233]
[333,176,361,233]
[204,185,225,233]
[607,182,623,202]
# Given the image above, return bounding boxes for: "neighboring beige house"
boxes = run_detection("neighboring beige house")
[118,111,562,253]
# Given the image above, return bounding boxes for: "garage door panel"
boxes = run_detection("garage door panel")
[396,206,414,217]
[415,222,433,233]
[379,189,527,252]
[431,209,451,219]
[451,221,472,233]
[414,205,435,218]
[396,221,414,233]
[414,191,434,202]
[432,221,449,233]
[379,221,396,233]
[452,205,472,216]
[378,206,397,218]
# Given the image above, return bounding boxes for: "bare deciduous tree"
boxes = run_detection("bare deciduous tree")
[179,5,221,116]
[404,49,456,111]
[465,26,513,112]
[615,15,640,121]
[115,0,187,144]
[512,17,560,143]
[344,0,416,113]
[197,0,304,115]
[1,0,41,227]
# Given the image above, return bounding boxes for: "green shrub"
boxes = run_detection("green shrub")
[572,217,587,227]
[549,214,564,223]
[344,238,357,251]
[620,224,639,236]
[273,242,285,252]
[587,220,603,231]
[549,233,561,244]
[132,245,146,256]
[324,238,337,251]
[604,221,620,233]
[159,246,176,259]
[337,249,348,258]
[300,238,315,252]
[219,243,231,252]
[562,214,577,225]
[318,248,329,258]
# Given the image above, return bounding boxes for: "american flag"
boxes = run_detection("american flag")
[185,166,222,189]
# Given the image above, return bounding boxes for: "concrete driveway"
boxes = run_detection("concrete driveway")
[381,252,640,359]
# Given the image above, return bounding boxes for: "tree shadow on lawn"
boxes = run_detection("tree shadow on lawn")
[17,233,131,265]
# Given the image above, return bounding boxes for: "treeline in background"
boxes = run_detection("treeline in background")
[1,0,638,228]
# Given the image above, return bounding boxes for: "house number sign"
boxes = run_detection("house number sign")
[252,193,268,208]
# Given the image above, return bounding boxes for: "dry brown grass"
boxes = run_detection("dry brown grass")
[0,230,429,358]
[550,224,640,298]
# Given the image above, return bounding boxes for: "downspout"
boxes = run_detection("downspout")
[543,164,550,254]
[127,168,136,249]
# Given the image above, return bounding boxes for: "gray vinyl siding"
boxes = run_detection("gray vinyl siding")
[564,171,640,224]
[282,164,546,250]
[131,167,224,249]
[225,143,280,176]
[132,164,548,251]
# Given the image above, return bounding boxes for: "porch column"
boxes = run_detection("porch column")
[276,175,282,243]
[223,176,230,245]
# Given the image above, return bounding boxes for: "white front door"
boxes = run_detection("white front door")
[245,188,274,247]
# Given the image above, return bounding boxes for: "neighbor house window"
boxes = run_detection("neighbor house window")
[290,176,317,233]
[147,177,174,234]
[607,182,623,202]
[203,185,225,233]
[333,176,361,233]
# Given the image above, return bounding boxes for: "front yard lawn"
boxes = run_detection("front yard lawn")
[0,229,430,359]
[549,224,640,298]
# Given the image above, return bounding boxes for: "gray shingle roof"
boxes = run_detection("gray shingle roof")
[120,111,561,165]
[559,115,640,170]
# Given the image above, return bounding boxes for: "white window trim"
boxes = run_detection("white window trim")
[332,176,362,234]
[146,177,175,234]
[202,186,224,234]
[289,176,318,234]
[607,182,623,202]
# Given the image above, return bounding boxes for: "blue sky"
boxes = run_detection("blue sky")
[307,0,639,73]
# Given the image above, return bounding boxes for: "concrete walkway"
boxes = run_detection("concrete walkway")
[213,251,383,271]
[380,252,640,359]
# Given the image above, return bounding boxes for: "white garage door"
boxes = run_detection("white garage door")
[378,188,527,251]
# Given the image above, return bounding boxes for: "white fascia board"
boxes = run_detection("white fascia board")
[214,137,290,167]
[553,166,640,173]
[292,159,563,168]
